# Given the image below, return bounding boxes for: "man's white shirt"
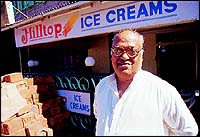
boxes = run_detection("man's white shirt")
[93,69,198,136]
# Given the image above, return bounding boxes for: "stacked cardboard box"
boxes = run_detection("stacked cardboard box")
[1,72,70,136]
[26,75,70,135]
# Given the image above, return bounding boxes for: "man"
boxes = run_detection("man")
[93,29,198,136]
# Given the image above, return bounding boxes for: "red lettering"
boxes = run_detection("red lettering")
[47,26,53,35]
[29,27,33,39]
[21,29,28,44]
[54,24,62,38]
[39,24,43,37]
[20,23,63,44]
[43,25,48,36]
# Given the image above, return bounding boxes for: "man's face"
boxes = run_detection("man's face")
[111,30,144,79]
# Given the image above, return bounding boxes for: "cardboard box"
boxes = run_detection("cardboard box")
[2,117,24,135]
[2,72,23,83]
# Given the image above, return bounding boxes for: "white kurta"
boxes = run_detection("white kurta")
[93,69,198,136]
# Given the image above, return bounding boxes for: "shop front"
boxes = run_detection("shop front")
[13,1,199,135]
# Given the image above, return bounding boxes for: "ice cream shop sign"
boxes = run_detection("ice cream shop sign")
[14,1,199,47]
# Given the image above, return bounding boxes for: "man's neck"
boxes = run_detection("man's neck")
[116,76,133,98]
